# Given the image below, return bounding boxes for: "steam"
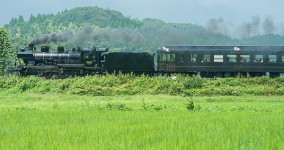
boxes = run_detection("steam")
[31,24,210,51]
[30,16,284,50]
[238,16,260,38]
[31,31,73,44]
[206,16,280,38]
[72,26,93,45]
[262,16,275,34]
[205,17,228,35]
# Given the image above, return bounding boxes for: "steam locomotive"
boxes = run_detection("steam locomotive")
[14,44,284,78]
[14,43,154,78]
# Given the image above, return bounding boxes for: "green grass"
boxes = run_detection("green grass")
[2,75,284,96]
[0,92,284,149]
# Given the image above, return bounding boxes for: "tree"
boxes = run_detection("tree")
[0,27,12,75]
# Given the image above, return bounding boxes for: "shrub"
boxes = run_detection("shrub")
[1,74,284,96]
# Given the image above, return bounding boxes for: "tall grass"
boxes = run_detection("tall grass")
[1,75,284,96]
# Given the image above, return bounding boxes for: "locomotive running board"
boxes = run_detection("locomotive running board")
[57,64,84,68]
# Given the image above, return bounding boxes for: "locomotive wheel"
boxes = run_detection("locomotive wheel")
[43,73,54,79]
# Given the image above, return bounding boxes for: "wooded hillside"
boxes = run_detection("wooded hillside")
[3,6,284,53]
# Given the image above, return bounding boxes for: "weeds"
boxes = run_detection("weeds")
[52,102,61,110]
[106,103,132,111]
[186,97,195,111]
[1,75,284,96]
[141,99,147,110]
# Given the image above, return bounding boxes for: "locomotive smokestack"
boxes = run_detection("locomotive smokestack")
[28,43,35,51]
[41,46,50,53]
[58,46,64,53]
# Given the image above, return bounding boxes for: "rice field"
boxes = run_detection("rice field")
[0,93,284,149]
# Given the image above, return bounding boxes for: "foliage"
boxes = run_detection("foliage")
[0,27,12,75]
[186,97,195,111]
[241,34,284,45]
[1,75,284,96]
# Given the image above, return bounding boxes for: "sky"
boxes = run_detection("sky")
[1,0,283,35]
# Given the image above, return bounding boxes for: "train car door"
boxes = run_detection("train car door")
[157,52,176,72]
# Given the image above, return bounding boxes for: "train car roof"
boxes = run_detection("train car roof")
[159,45,284,52]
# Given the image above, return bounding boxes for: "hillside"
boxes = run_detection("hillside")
[4,6,240,52]
[4,6,284,53]
[241,34,284,45]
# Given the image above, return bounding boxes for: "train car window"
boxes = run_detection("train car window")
[253,55,263,63]
[281,56,284,63]
[240,55,250,63]
[201,54,210,62]
[188,54,197,62]
[159,54,167,62]
[227,55,236,62]
[214,55,223,62]
[178,55,185,63]
[167,54,175,62]
[268,55,276,63]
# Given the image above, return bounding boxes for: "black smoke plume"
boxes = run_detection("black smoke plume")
[31,31,73,44]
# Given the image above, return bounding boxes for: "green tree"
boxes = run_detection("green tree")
[0,27,12,75]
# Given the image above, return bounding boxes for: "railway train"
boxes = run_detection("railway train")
[14,44,284,78]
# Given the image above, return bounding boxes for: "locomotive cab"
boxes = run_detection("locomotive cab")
[81,47,108,70]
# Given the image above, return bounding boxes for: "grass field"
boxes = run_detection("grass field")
[0,92,284,149]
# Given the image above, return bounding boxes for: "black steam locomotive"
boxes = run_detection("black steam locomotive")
[14,44,284,78]
[14,44,154,78]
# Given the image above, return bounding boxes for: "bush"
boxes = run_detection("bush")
[1,74,284,96]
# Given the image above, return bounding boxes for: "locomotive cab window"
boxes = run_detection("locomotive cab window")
[89,53,96,59]
[268,55,276,63]
[240,55,250,63]
[253,55,263,63]
[82,53,89,59]
[159,54,167,62]
[227,55,236,63]
[82,52,96,60]
[167,54,175,62]
[214,55,223,62]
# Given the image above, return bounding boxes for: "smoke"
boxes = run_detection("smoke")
[262,16,275,34]
[206,16,281,39]
[30,17,284,51]
[237,16,260,38]
[72,26,93,45]
[205,17,228,35]
[31,31,73,44]
[206,17,223,32]
[31,26,97,45]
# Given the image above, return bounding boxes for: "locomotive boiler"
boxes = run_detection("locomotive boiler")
[14,43,108,78]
